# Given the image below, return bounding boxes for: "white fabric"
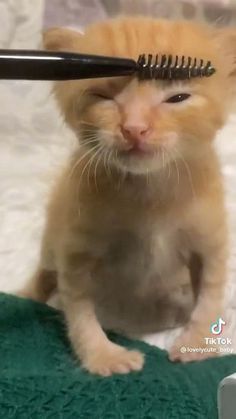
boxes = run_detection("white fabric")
[0,0,235,352]
[44,0,236,28]
[0,0,76,292]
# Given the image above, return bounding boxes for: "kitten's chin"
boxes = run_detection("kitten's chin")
[113,153,167,175]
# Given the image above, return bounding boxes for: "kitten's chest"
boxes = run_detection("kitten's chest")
[81,191,187,282]
[89,219,191,335]
[94,221,182,284]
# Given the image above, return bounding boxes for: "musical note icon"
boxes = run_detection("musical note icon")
[210,318,226,335]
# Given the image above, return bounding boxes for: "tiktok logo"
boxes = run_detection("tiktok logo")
[210,318,226,335]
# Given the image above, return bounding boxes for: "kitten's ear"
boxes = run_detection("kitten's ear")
[43,27,83,51]
[214,28,236,77]
[42,27,86,131]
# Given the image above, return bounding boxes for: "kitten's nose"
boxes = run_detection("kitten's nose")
[121,123,152,145]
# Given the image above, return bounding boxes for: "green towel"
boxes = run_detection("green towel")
[0,293,236,419]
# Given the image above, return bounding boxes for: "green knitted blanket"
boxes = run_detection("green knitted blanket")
[0,293,236,419]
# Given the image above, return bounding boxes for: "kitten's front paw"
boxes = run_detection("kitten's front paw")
[169,326,218,363]
[83,344,144,376]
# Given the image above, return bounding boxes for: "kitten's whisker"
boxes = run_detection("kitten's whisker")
[107,149,117,189]
[80,132,98,139]
[81,138,98,146]
[86,152,96,191]
[173,158,180,186]
[77,155,94,202]
[162,147,171,179]
[79,126,99,133]
[107,150,114,181]
[173,147,196,199]
[80,130,99,136]
[75,144,101,197]
[79,121,113,137]
[76,145,101,201]
[69,145,98,179]
[87,148,101,191]
[71,144,101,218]
[168,148,181,193]
[69,147,95,178]
[79,120,97,128]
[93,145,106,192]
[103,148,111,181]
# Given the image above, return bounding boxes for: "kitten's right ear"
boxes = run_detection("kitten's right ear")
[43,27,83,51]
[214,28,236,77]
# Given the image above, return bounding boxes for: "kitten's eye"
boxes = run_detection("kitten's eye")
[165,93,191,104]
[90,91,112,100]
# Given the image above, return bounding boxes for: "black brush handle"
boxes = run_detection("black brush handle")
[0,49,138,80]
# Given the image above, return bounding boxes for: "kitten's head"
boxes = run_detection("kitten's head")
[44,18,236,175]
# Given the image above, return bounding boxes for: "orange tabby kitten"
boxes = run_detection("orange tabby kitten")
[20,17,236,376]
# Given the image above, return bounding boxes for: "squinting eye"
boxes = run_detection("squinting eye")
[165,93,191,104]
[90,91,113,100]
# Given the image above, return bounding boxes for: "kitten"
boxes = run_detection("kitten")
[20,17,236,376]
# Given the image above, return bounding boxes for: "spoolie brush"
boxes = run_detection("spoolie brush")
[137,54,215,80]
[0,49,216,81]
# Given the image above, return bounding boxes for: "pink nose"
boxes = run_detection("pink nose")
[121,123,152,145]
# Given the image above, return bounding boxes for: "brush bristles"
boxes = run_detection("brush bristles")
[137,54,216,80]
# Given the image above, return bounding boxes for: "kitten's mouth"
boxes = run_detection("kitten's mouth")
[112,141,169,175]
[118,143,155,158]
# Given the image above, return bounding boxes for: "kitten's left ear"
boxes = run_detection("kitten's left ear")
[214,28,236,77]
[43,27,84,52]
